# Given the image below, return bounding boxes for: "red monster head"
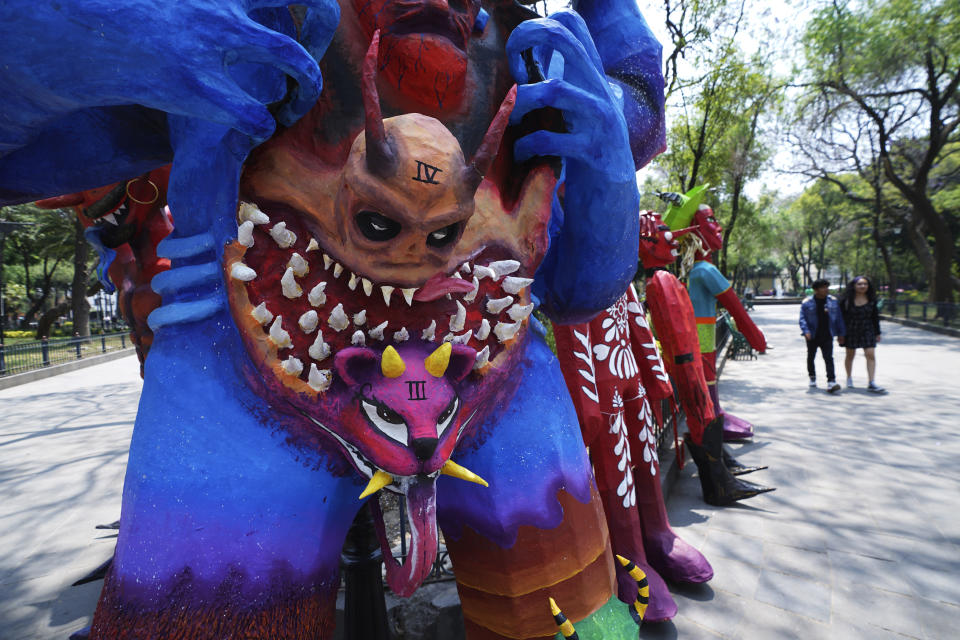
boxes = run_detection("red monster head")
[637,210,682,269]
[693,204,723,253]
[341,0,483,112]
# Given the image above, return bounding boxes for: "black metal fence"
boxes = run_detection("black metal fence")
[879,299,959,328]
[0,332,132,377]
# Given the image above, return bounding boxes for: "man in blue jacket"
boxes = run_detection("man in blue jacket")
[799,279,846,392]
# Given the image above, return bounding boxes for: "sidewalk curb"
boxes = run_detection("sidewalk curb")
[0,348,136,391]
[881,314,960,338]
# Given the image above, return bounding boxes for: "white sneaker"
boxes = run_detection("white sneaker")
[868,382,885,393]
[846,378,854,388]
[827,381,842,393]
[809,379,817,388]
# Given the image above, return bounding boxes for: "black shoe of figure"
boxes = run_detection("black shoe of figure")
[686,418,775,507]
[722,446,768,476]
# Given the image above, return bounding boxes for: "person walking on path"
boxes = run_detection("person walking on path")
[840,275,884,392]
[799,279,846,392]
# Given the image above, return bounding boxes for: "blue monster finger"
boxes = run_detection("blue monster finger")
[506,19,608,98]
[545,10,604,77]
[510,79,608,126]
[513,129,594,165]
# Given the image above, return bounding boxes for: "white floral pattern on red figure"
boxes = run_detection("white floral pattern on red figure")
[609,391,636,508]
[571,329,599,404]
[630,385,659,477]
[630,297,670,385]
[592,294,640,380]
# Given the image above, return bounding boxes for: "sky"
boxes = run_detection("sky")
[536,0,819,199]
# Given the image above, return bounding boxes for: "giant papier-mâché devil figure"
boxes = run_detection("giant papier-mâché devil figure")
[0,0,666,637]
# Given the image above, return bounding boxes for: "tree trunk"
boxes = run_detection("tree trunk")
[35,301,70,339]
[71,217,91,337]
[719,175,744,275]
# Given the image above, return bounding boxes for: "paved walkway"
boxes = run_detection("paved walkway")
[1,305,958,639]
[0,356,141,639]
[643,304,960,639]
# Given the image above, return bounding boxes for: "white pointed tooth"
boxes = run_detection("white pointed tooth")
[451,331,471,344]
[381,285,394,307]
[287,252,309,277]
[393,327,409,343]
[281,267,302,299]
[351,330,366,346]
[507,303,534,322]
[421,319,437,341]
[348,272,359,291]
[486,295,514,314]
[281,356,304,376]
[308,282,327,307]
[362,278,373,297]
[306,238,319,252]
[473,265,496,280]
[353,309,367,326]
[502,276,534,295]
[308,364,333,392]
[461,262,472,274]
[323,254,333,269]
[474,318,491,341]
[333,263,344,278]
[102,213,119,226]
[489,260,521,278]
[401,288,416,306]
[670,248,679,257]
[251,302,273,325]
[328,303,349,332]
[237,220,255,247]
[449,301,466,332]
[452,271,463,280]
[442,332,454,343]
[230,262,257,282]
[474,345,490,369]
[494,320,522,343]
[463,276,480,303]
[270,221,297,248]
[369,320,388,341]
[239,202,270,225]
[269,316,292,349]
[299,310,319,334]
[308,332,331,361]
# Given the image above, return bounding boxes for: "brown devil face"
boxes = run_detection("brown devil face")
[334,114,476,286]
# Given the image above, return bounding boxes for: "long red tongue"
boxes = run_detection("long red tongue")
[414,273,476,302]
[385,477,439,597]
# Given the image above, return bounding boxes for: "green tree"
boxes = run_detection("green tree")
[797,0,960,302]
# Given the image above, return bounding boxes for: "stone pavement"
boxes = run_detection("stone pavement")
[642,304,960,640]
[0,356,141,639]
[1,305,958,639]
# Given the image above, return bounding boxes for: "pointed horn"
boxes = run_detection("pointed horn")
[548,598,579,639]
[440,459,489,487]
[381,345,406,378]
[359,470,394,500]
[462,85,517,195]
[424,342,452,378]
[362,30,397,177]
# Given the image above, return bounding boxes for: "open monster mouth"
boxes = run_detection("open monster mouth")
[226,201,535,395]
[225,201,532,595]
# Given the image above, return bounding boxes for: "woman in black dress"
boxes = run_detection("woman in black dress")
[840,276,883,392]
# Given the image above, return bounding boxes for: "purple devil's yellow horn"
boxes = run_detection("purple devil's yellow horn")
[440,459,488,487]
[616,555,649,624]
[424,342,452,378]
[382,345,405,378]
[548,598,579,639]
[359,470,393,500]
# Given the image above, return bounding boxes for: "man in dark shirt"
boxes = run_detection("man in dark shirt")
[799,279,846,393]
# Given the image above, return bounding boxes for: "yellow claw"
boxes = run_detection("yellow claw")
[440,459,489,487]
[359,470,393,499]
[424,342,452,377]
[381,345,406,378]
[549,597,561,617]
[547,597,579,639]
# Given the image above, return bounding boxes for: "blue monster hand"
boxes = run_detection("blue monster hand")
[506,11,640,323]
[0,0,339,152]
